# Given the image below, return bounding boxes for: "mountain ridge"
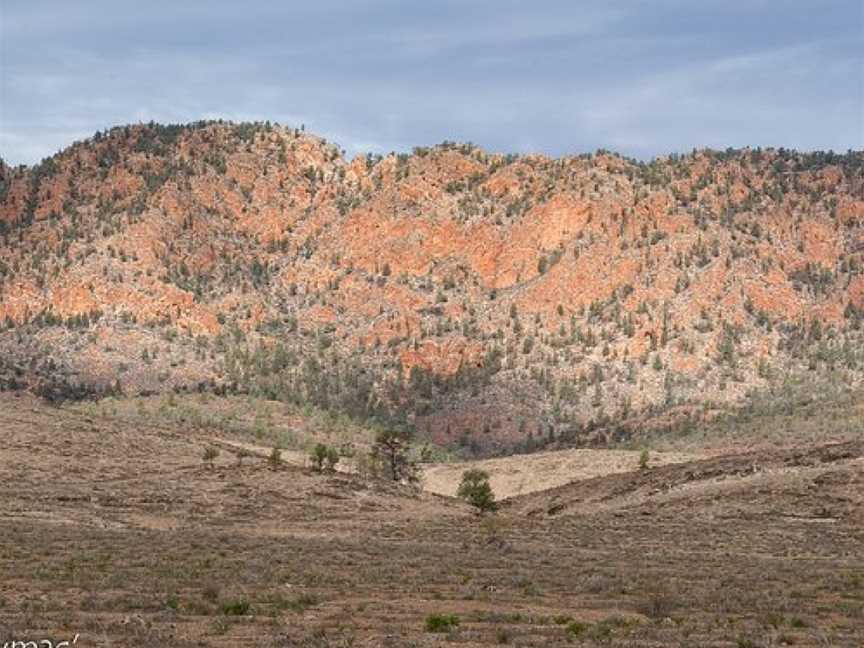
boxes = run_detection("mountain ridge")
[1,120,863,454]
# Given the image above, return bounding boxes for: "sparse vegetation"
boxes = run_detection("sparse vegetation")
[1,395,862,646]
[425,613,460,633]
[638,449,650,470]
[220,597,251,616]
[268,446,282,469]
[202,445,219,469]
[310,442,339,471]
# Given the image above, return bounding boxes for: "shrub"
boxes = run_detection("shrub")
[286,593,318,613]
[221,598,250,616]
[588,621,613,641]
[268,447,283,469]
[203,446,219,469]
[311,443,328,471]
[566,620,588,637]
[325,446,340,470]
[638,449,650,471]
[311,443,340,471]
[537,256,548,274]
[425,613,460,632]
[457,469,497,513]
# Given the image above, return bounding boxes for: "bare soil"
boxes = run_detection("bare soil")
[422,448,704,499]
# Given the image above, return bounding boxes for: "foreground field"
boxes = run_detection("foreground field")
[1,393,862,647]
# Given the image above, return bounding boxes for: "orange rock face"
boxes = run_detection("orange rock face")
[1,122,862,452]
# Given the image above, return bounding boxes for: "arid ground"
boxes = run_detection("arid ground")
[1,392,862,647]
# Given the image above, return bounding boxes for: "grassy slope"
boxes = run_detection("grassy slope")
[1,393,862,646]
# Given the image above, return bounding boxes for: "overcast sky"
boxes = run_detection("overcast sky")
[1,0,862,166]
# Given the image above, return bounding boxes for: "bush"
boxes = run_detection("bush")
[268,447,282,469]
[457,469,497,513]
[221,598,250,616]
[425,613,460,632]
[311,443,328,471]
[286,593,318,612]
[311,443,340,472]
[566,620,588,637]
[203,446,219,469]
[638,449,650,471]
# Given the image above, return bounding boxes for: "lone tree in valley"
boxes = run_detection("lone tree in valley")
[372,426,418,482]
[457,469,497,513]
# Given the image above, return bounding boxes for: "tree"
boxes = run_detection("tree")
[372,426,418,482]
[457,469,497,513]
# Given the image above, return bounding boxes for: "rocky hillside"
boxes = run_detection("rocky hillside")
[1,121,863,454]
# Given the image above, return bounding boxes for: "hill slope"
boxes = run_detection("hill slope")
[1,121,863,453]
[2,393,862,646]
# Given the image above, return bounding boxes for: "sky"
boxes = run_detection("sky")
[1,0,862,166]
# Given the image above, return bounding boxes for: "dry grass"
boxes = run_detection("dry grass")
[1,392,862,647]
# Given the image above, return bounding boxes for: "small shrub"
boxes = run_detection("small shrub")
[311,443,340,472]
[202,446,219,469]
[588,621,613,641]
[566,620,588,637]
[638,449,650,471]
[286,593,319,613]
[325,446,340,470]
[268,447,282,469]
[311,443,328,471]
[221,598,250,616]
[425,613,460,633]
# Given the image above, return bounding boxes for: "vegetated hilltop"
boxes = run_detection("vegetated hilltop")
[1,121,863,454]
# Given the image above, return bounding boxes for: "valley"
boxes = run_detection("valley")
[1,393,861,647]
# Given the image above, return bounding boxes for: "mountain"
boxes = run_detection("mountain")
[1,121,862,454]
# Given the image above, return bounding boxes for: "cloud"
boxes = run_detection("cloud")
[1,1,861,165]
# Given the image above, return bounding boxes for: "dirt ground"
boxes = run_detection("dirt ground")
[1,392,862,647]
[421,448,704,499]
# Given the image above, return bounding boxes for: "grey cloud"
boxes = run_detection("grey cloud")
[1,1,861,165]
